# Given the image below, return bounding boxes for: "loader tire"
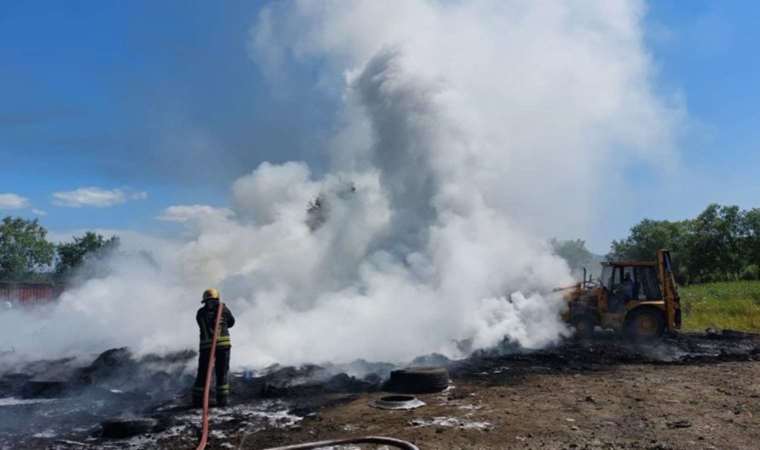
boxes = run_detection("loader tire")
[101,417,158,438]
[571,314,595,340]
[625,307,665,341]
[384,367,449,394]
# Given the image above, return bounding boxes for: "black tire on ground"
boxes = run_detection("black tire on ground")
[571,314,596,339]
[625,307,665,341]
[385,367,449,394]
[21,380,69,398]
[101,418,158,438]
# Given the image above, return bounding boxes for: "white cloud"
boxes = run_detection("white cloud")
[157,204,234,223]
[52,187,148,208]
[31,209,47,216]
[0,193,30,210]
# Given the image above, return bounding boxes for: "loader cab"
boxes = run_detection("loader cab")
[600,264,663,307]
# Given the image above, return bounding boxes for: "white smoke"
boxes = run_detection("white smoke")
[0,0,681,367]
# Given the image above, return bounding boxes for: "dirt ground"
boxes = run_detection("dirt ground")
[245,361,760,450]
[4,333,760,449]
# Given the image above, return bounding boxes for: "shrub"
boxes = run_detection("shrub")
[740,264,760,281]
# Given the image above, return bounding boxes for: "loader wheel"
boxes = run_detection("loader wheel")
[571,315,595,339]
[625,308,665,341]
[101,417,158,438]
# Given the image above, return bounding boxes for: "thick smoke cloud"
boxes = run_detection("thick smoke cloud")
[1,0,680,367]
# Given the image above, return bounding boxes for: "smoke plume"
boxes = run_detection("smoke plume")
[0,0,680,367]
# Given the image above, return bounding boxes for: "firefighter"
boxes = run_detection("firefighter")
[193,288,235,407]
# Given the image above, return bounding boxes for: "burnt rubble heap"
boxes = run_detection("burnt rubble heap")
[0,348,391,447]
[0,348,194,444]
[0,330,758,448]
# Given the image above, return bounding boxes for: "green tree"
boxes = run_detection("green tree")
[0,216,56,280]
[609,218,691,283]
[56,232,120,279]
[610,219,689,260]
[685,204,745,282]
[742,208,760,272]
[550,238,595,277]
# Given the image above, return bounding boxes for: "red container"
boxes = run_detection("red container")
[0,282,61,306]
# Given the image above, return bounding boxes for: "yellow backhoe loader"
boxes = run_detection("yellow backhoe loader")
[559,249,681,339]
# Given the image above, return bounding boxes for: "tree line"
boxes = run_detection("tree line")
[550,238,597,279]
[0,216,119,283]
[552,204,760,285]
[609,204,760,284]
[4,203,758,286]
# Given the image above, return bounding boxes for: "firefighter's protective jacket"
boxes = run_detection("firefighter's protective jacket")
[196,300,235,350]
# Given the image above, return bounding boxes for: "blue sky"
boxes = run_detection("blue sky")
[617,0,760,252]
[1,0,759,252]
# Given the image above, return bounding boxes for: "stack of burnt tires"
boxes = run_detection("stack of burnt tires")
[384,367,450,394]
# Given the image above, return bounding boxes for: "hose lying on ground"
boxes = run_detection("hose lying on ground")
[260,436,420,450]
[195,300,225,450]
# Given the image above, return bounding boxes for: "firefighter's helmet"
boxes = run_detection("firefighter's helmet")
[202,288,220,302]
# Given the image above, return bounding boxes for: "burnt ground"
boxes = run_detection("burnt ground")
[1,330,760,450]
[244,360,760,450]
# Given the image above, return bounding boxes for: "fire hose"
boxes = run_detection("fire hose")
[194,300,225,450]
[260,436,420,450]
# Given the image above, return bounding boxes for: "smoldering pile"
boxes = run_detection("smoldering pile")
[0,348,192,446]
[0,347,401,448]
[2,330,759,448]
[451,330,760,379]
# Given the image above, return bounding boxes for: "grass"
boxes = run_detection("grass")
[679,280,760,332]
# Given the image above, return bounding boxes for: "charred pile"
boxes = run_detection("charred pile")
[1,330,759,448]
[0,348,195,447]
[451,330,760,380]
